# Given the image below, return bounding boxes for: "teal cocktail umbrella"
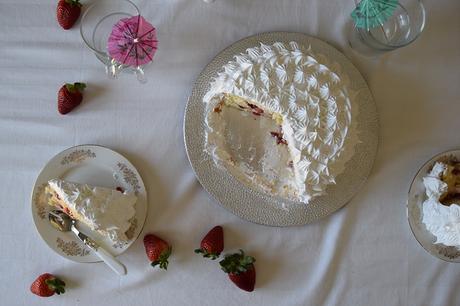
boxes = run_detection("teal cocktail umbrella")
[351,0,399,30]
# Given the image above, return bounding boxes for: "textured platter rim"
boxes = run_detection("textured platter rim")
[31,144,148,263]
[184,31,379,226]
[407,149,460,263]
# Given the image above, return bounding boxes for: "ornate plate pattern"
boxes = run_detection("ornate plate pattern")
[31,145,148,263]
[184,32,379,226]
[407,149,460,263]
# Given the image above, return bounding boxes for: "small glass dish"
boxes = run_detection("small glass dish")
[80,0,149,82]
[348,0,426,54]
[407,149,460,263]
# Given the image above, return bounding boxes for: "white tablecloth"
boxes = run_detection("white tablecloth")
[1,0,459,305]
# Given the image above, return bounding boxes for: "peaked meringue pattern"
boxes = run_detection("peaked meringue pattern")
[204,42,355,203]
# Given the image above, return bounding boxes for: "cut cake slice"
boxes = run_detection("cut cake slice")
[45,179,137,243]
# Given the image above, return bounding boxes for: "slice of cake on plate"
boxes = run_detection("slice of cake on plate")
[422,161,460,248]
[45,179,137,244]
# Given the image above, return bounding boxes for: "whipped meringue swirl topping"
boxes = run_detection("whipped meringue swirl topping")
[203,41,357,204]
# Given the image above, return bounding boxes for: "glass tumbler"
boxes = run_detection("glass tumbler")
[348,0,426,54]
[80,0,148,82]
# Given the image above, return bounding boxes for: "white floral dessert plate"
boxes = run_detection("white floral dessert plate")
[407,149,460,262]
[31,145,147,263]
[184,32,379,226]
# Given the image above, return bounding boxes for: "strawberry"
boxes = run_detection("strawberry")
[219,249,256,292]
[194,225,224,260]
[57,82,86,114]
[143,234,172,270]
[30,273,65,297]
[56,0,82,30]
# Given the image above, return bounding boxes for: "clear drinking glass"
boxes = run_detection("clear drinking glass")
[348,0,426,54]
[80,0,148,82]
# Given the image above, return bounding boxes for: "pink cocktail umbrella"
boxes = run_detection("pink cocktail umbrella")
[108,15,158,67]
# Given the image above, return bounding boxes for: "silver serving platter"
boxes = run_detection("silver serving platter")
[184,32,379,226]
[407,149,460,262]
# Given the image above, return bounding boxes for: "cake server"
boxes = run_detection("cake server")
[48,210,127,276]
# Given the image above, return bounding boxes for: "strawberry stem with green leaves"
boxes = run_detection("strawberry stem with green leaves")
[45,277,66,295]
[219,249,255,275]
[65,82,86,93]
[65,0,82,7]
[151,247,172,270]
[194,248,220,260]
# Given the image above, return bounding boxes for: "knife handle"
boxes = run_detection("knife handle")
[92,244,127,276]
[72,226,127,276]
